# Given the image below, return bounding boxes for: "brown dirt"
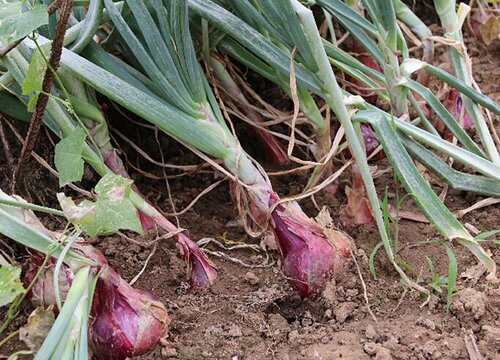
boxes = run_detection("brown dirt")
[1,16,500,360]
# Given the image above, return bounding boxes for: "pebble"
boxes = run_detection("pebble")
[227,324,242,337]
[288,330,300,344]
[364,342,378,356]
[161,347,178,358]
[365,324,377,340]
[324,309,333,319]
[244,271,260,286]
[374,347,392,360]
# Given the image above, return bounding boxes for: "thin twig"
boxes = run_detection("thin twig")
[12,0,73,191]
[464,330,483,360]
[129,242,157,286]
[164,178,227,216]
[5,119,93,198]
[0,115,14,174]
[351,251,378,322]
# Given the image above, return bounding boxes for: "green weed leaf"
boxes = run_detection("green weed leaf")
[0,262,25,308]
[0,4,48,43]
[54,128,87,186]
[58,174,143,237]
[22,45,51,96]
[475,229,500,241]
[445,246,458,312]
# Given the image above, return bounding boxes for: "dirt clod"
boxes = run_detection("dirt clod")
[334,302,357,324]
[451,288,488,320]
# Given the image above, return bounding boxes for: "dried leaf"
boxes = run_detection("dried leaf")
[341,165,376,226]
[19,306,55,352]
[479,16,500,46]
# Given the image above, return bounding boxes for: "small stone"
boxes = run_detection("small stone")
[364,342,378,356]
[161,347,178,358]
[374,347,391,360]
[324,309,333,319]
[244,271,260,286]
[300,317,313,327]
[288,330,300,344]
[365,324,377,340]
[227,324,242,337]
[268,313,288,330]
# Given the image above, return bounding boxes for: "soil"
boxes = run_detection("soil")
[1,8,500,360]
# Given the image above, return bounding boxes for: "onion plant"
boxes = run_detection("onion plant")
[189,0,498,283]
[434,0,500,164]
[0,0,352,298]
[0,189,170,359]
[0,0,217,288]
[0,0,498,310]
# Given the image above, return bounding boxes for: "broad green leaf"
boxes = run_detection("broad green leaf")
[0,262,25,307]
[58,174,143,237]
[0,4,48,43]
[22,45,51,96]
[27,93,39,113]
[0,3,22,20]
[54,128,87,186]
[56,194,95,226]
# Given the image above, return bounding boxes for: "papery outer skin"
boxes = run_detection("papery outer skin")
[266,194,354,298]
[342,124,383,160]
[341,165,376,226]
[24,242,108,309]
[444,89,473,129]
[90,267,170,360]
[466,9,494,45]
[255,127,289,165]
[24,250,74,309]
[360,124,379,154]
[177,232,218,289]
[350,54,381,105]
[137,210,155,231]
